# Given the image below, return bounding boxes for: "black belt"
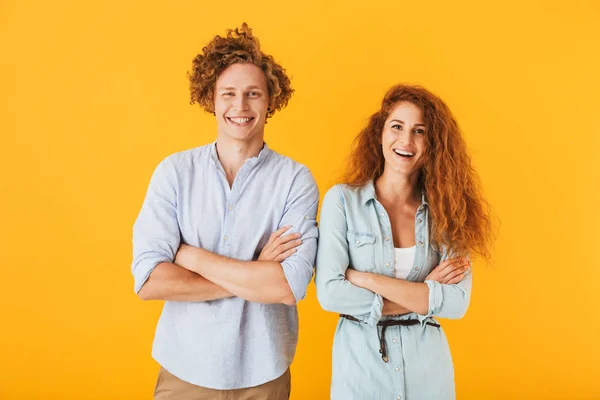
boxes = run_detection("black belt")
[340,314,440,363]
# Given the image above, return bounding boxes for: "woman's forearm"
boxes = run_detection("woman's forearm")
[382,299,412,316]
[351,271,430,315]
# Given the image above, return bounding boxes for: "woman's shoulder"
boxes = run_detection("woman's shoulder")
[323,183,369,205]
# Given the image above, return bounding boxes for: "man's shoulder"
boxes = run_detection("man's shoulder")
[160,144,212,170]
[266,147,312,176]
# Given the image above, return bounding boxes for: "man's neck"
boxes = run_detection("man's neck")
[215,134,264,187]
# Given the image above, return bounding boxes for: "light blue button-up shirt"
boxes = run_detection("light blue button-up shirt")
[131,142,319,390]
[315,183,472,399]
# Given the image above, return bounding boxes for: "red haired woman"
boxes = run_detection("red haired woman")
[315,84,494,399]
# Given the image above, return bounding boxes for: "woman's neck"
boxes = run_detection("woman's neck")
[375,169,422,207]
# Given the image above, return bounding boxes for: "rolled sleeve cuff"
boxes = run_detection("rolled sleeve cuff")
[132,256,170,294]
[354,293,383,326]
[417,280,443,324]
[281,259,314,303]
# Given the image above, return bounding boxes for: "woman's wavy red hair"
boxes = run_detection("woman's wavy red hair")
[343,85,494,261]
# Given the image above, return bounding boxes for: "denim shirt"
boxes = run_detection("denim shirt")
[315,183,472,399]
[131,143,319,390]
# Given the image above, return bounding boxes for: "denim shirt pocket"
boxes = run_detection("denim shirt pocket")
[346,230,377,272]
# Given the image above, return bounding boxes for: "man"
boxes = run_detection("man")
[131,23,318,399]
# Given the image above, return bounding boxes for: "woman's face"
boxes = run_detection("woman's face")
[381,101,428,177]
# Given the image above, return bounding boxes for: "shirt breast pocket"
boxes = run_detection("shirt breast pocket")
[346,230,377,272]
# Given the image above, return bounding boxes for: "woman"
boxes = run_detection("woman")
[315,84,494,399]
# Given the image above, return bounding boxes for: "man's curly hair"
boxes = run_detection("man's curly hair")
[188,23,293,119]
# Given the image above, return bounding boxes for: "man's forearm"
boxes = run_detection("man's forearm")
[137,262,234,302]
[179,246,296,305]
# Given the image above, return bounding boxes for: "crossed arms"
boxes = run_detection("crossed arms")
[131,158,318,306]
[137,227,306,305]
[315,186,472,325]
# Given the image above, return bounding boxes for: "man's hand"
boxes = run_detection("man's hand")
[425,257,470,285]
[258,225,302,262]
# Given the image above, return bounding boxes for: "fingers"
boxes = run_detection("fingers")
[438,257,469,278]
[442,265,469,284]
[276,231,302,245]
[269,227,300,250]
[261,226,302,261]
[446,274,464,285]
[275,238,302,254]
[433,258,458,275]
[268,225,293,243]
[275,247,298,262]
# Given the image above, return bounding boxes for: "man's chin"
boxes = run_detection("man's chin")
[219,129,264,143]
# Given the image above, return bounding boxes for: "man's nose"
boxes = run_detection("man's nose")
[233,95,248,111]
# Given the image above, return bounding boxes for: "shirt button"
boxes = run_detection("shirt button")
[385,262,390,267]
[417,219,422,223]
[397,396,402,400]
[304,215,309,220]
[385,237,390,241]
[356,240,360,244]
[395,367,400,372]
[392,338,397,343]
[223,235,229,241]
[227,205,233,211]
[418,240,424,246]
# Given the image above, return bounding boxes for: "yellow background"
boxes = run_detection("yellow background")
[1,1,599,399]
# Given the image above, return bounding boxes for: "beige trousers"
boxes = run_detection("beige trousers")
[154,367,291,400]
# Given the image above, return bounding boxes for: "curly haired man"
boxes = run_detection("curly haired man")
[131,23,318,399]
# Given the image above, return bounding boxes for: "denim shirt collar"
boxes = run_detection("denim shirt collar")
[360,180,429,207]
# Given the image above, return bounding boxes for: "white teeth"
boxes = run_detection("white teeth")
[394,149,415,156]
[230,117,251,124]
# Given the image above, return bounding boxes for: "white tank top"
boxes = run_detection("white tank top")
[394,246,416,279]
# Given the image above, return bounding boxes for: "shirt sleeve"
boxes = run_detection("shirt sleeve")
[131,157,181,294]
[278,166,320,303]
[315,185,383,326]
[418,248,473,322]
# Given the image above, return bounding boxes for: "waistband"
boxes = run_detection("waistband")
[340,314,440,363]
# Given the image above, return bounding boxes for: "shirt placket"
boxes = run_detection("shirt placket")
[406,206,427,282]
[214,160,253,259]
[392,325,407,400]
[374,201,395,278]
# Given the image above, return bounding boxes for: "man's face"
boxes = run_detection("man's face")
[213,63,270,144]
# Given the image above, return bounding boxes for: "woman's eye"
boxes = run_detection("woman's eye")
[249,91,260,97]
[392,124,402,130]
[414,129,425,135]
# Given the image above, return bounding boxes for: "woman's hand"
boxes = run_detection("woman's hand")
[425,257,470,285]
[258,225,302,262]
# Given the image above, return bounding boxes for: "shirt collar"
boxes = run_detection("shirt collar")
[360,180,429,207]
[209,141,271,167]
